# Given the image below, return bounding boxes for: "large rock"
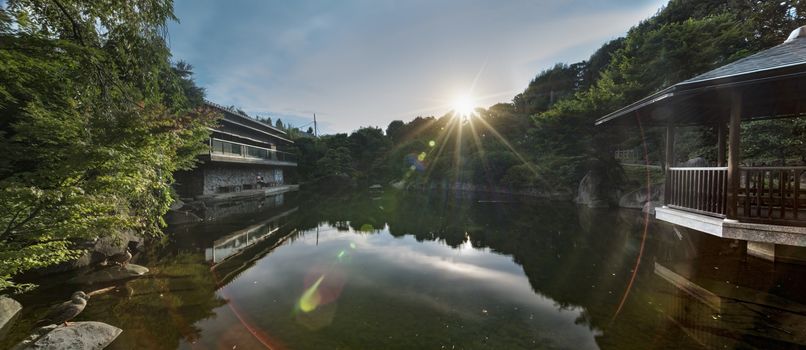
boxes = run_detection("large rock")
[39,231,142,275]
[68,264,149,285]
[575,171,615,208]
[618,183,664,209]
[0,296,22,338]
[12,321,121,350]
[642,201,663,215]
[681,157,708,167]
[169,198,185,210]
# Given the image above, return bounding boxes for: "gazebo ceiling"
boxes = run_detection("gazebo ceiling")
[596,26,806,128]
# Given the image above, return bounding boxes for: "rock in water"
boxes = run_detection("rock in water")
[68,264,149,285]
[643,201,662,215]
[105,249,132,267]
[575,171,613,208]
[0,296,23,338]
[618,183,664,209]
[12,321,121,350]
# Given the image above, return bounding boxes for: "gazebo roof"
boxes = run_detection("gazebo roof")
[596,26,806,127]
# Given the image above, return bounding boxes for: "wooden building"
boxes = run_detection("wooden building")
[596,26,806,261]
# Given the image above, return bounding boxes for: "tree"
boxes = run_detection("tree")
[385,120,405,143]
[743,118,806,164]
[275,118,284,130]
[0,0,217,291]
[306,126,314,134]
[315,147,354,178]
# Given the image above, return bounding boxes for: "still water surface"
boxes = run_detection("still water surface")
[4,191,806,349]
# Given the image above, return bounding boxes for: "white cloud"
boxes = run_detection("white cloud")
[171,0,668,133]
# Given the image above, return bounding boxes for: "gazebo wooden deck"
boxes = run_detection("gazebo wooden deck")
[596,26,806,262]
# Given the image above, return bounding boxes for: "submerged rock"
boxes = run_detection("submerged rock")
[164,209,203,226]
[12,321,121,350]
[68,264,149,285]
[0,296,22,337]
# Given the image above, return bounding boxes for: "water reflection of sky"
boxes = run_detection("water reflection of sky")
[189,223,601,349]
[8,193,806,349]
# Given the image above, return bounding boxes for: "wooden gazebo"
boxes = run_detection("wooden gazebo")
[596,26,806,260]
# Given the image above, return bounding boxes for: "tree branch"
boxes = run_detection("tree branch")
[49,0,84,45]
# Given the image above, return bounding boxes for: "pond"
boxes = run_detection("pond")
[4,190,806,349]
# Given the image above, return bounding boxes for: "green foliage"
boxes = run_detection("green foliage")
[742,117,806,164]
[522,0,806,189]
[0,0,217,291]
[316,146,355,178]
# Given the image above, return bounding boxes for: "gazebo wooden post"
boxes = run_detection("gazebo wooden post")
[664,124,675,205]
[717,117,726,167]
[726,90,742,221]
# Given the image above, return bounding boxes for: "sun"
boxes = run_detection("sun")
[452,95,476,118]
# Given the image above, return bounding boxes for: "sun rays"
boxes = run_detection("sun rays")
[385,59,552,190]
[389,102,552,192]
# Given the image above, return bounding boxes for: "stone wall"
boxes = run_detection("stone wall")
[174,169,205,198]
[202,165,284,195]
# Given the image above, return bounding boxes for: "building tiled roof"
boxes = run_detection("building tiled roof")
[204,100,288,135]
[680,35,806,86]
[595,27,806,126]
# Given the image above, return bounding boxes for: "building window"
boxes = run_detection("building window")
[212,139,224,153]
[210,138,291,162]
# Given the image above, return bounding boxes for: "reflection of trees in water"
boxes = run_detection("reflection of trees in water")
[80,252,227,349]
[210,191,800,348]
[296,192,705,348]
[2,250,229,350]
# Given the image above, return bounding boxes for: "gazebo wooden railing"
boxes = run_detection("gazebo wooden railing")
[739,166,805,225]
[665,166,806,226]
[667,167,728,217]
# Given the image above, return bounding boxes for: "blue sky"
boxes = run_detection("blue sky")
[167,0,668,134]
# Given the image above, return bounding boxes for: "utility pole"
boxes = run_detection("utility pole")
[313,113,318,137]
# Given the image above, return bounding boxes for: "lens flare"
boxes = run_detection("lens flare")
[298,275,325,313]
[406,153,427,172]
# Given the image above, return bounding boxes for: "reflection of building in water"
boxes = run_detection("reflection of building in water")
[202,192,286,221]
[207,207,297,263]
[168,192,299,251]
[654,261,806,349]
[167,192,302,288]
